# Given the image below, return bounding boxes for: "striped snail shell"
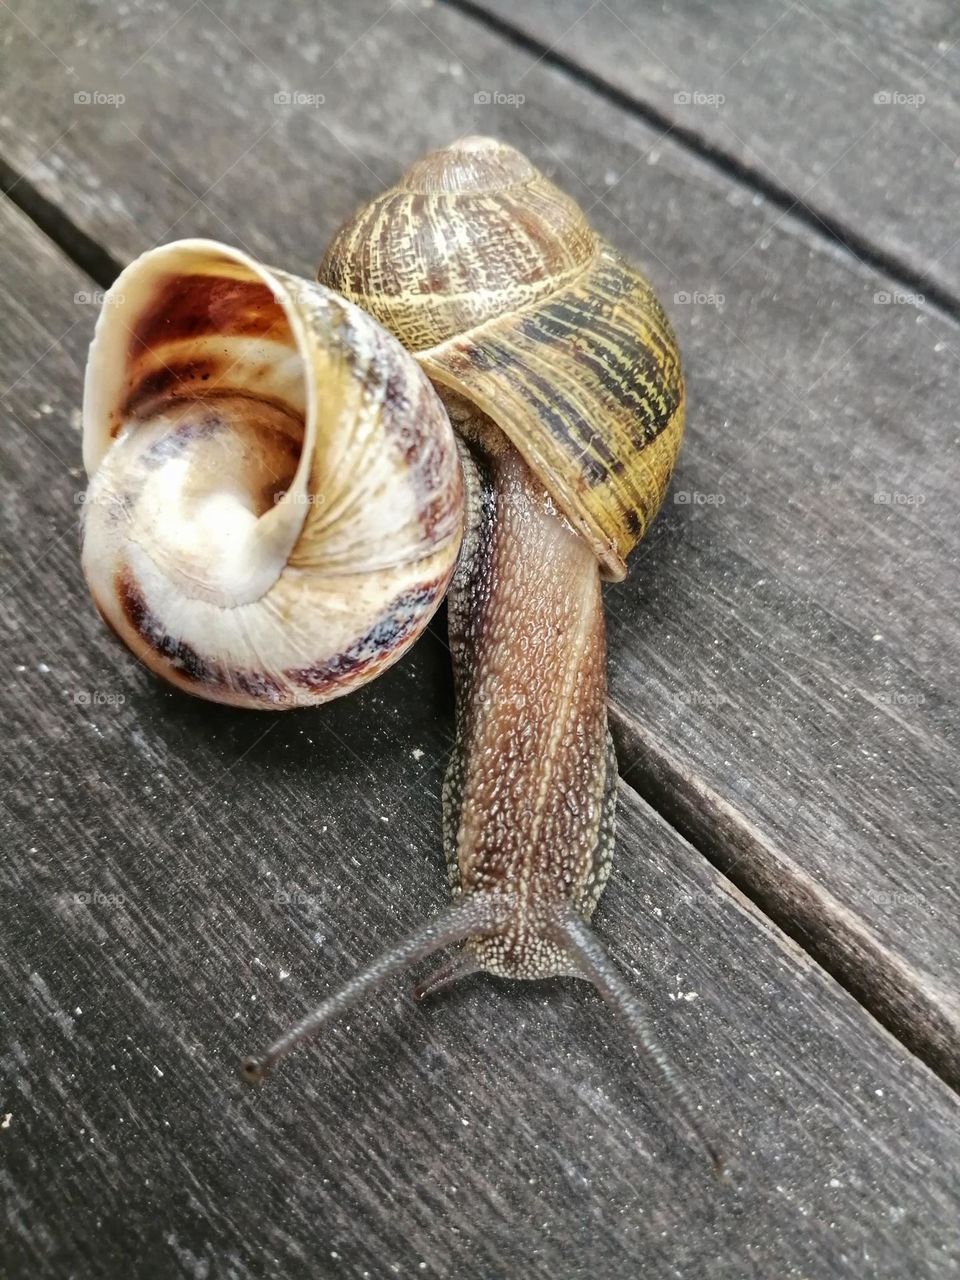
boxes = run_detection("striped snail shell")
[247,141,718,1170]
[80,239,463,709]
[319,133,684,580]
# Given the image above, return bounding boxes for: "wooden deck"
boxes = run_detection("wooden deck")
[1,2,958,1276]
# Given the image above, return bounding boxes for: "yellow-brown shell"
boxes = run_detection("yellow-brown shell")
[81,239,463,709]
[319,135,684,580]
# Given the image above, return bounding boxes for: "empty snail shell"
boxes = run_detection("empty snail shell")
[80,239,463,709]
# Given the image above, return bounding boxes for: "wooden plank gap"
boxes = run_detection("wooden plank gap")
[0,158,122,292]
[440,0,960,327]
[610,700,960,1093]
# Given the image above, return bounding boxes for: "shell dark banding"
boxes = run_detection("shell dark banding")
[318,138,597,352]
[357,336,464,548]
[318,138,684,579]
[119,358,224,422]
[285,578,449,697]
[119,271,292,432]
[115,566,450,708]
[422,247,684,578]
[129,273,281,358]
[116,569,228,690]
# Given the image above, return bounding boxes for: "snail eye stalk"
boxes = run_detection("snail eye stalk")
[241,895,507,1083]
[555,909,726,1179]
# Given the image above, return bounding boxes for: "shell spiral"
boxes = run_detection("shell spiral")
[81,239,464,709]
[319,135,685,580]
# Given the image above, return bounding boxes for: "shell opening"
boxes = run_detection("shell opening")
[83,241,314,609]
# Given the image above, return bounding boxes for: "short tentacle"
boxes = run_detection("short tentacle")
[412,952,483,1003]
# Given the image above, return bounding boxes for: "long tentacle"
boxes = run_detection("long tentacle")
[242,894,504,1082]
[554,907,725,1177]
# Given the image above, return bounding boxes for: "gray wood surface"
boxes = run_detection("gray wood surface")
[2,201,958,1279]
[1,3,959,1277]
[1,0,956,1081]
[468,0,960,307]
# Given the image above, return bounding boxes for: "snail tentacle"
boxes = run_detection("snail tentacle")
[411,953,482,1003]
[241,892,510,1083]
[554,907,726,1178]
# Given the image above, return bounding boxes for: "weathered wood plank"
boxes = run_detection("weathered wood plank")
[1,0,957,1077]
[467,0,960,305]
[3,195,960,1278]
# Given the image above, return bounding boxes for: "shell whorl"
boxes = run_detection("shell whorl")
[81,239,463,709]
[319,136,597,353]
[319,137,684,580]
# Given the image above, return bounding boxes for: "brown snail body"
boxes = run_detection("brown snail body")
[80,139,718,1170]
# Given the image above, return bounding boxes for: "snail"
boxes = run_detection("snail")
[79,138,720,1172]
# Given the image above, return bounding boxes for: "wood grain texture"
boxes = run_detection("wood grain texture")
[2,193,959,1279]
[1,7,960,1276]
[0,0,956,1078]
[467,0,960,306]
